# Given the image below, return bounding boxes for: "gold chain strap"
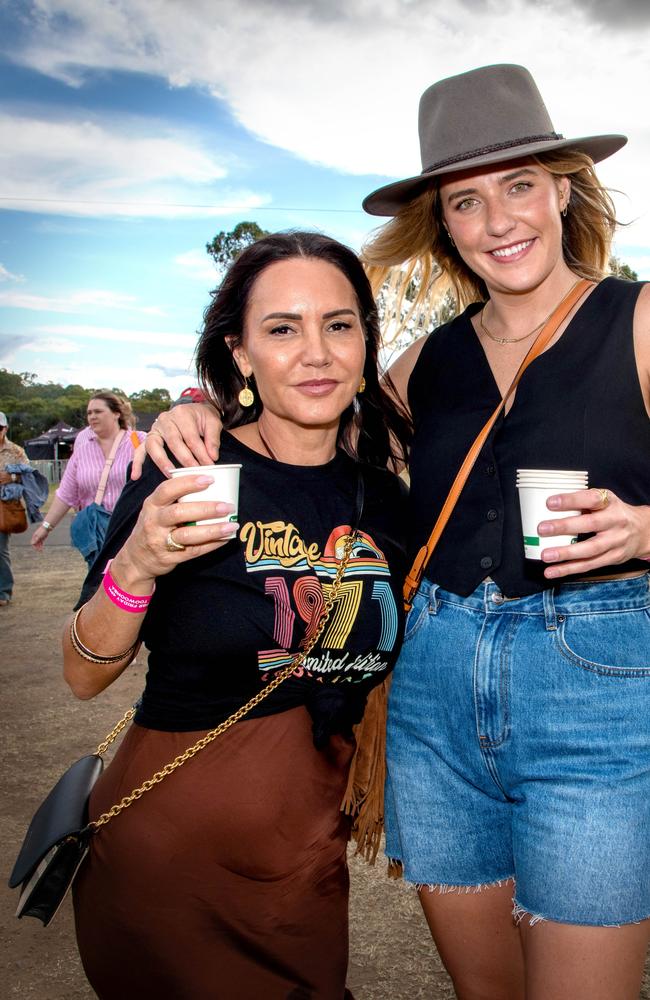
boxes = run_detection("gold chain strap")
[88,529,357,833]
[95,707,136,756]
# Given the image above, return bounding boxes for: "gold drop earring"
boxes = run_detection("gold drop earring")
[357,376,366,393]
[238,375,255,407]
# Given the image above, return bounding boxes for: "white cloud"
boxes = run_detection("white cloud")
[0,1,648,252]
[35,322,198,349]
[22,337,80,354]
[0,287,166,314]
[175,248,219,285]
[0,263,25,282]
[0,111,270,219]
[4,0,649,243]
[28,359,196,396]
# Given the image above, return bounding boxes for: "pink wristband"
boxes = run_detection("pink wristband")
[103,568,154,613]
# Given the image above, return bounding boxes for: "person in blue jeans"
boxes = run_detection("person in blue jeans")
[0,411,29,606]
[134,65,650,1000]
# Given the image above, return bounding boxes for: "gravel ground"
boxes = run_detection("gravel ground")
[1,540,647,999]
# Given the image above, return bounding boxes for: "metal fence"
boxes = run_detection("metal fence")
[29,459,69,485]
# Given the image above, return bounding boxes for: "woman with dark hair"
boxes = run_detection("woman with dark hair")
[62,232,410,999]
[32,391,144,564]
[138,68,650,999]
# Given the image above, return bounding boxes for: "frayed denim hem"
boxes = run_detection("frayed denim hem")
[413,875,516,895]
[512,898,650,928]
[512,899,546,926]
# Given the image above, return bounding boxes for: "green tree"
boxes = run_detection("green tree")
[129,388,172,412]
[206,221,270,272]
[609,256,638,281]
[0,368,38,397]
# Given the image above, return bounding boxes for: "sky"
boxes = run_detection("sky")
[1,0,650,398]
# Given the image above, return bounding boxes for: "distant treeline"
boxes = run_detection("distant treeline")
[0,369,172,445]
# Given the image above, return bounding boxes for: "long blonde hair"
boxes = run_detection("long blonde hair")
[361,150,619,340]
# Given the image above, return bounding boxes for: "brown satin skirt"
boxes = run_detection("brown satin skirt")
[73,706,355,1000]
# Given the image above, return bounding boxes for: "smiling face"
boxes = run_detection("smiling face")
[439,158,571,296]
[231,257,366,433]
[87,397,120,438]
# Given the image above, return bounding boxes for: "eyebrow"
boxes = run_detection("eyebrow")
[261,308,357,321]
[445,168,536,204]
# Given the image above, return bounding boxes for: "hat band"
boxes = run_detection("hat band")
[421,132,564,175]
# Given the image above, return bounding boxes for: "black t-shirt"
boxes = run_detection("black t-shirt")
[79,433,408,743]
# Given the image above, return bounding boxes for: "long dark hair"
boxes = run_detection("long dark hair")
[195,231,411,469]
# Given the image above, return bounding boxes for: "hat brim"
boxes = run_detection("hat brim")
[362,134,627,217]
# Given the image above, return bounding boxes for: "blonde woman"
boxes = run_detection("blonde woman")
[135,66,650,1000]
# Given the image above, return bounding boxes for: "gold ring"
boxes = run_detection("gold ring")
[596,488,609,509]
[165,530,186,553]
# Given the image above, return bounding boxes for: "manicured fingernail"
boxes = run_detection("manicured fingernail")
[538,522,554,535]
[215,502,235,513]
[542,548,559,561]
[223,523,239,537]
[546,495,561,509]
[545,568,560,579]
[195,475,214,485]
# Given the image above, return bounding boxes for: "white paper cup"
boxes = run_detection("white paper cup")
[169,464,241,525]
[517,486,581,560]
[516,467,588,560]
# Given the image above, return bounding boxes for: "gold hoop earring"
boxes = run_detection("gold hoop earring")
[357,376,366,394]
[238,376,255,408]
[444,228,455,248]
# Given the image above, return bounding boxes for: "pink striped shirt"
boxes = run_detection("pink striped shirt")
[56,427,146,513]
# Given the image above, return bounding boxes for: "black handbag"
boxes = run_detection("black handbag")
[9,754,103,925]
[8,706,136,927]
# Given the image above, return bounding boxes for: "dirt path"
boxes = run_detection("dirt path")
[1,542,648,999]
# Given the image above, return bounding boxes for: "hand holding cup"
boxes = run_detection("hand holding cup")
[111,472,240,588]
[528,484,650,580]
[517,469,588,561]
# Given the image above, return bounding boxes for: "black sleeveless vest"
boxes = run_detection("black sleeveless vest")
[407,278,650,597]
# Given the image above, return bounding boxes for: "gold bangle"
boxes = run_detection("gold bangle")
[70,607,138,665]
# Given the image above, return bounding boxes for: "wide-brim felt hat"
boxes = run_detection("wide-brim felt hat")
[363,64,627,217]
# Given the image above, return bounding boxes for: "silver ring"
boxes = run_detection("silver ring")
[165,530,186,553]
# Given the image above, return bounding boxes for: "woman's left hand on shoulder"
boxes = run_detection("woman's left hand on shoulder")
[537,488,650,579]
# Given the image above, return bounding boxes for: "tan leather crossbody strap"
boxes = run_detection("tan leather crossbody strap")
[402,278,591,610]
[94,430,126,506]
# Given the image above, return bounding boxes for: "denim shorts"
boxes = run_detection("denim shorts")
[385,574,650,926]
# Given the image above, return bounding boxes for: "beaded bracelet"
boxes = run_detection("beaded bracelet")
[70,607,138,665]
[103,567,154,614]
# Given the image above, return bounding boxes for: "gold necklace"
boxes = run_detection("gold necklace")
[479,279,582,345]
[480,310,545,345]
